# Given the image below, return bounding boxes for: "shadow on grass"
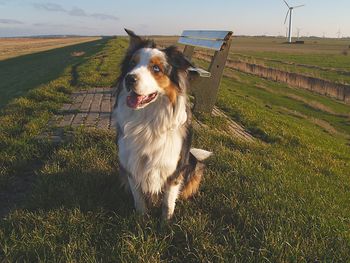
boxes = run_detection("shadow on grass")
[21,128,134,217]
[0,38,110,109]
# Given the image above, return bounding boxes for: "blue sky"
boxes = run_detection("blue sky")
[0,0,349,37]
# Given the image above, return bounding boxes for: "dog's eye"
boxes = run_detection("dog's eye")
[152,65,161,73]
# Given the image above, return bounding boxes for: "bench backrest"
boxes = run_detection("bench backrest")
[178,30,232,51]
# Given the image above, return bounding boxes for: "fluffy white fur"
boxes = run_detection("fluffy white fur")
[114,47,188,198]
[114,37,212,218]
[190,148,213,161]
[114,89,187,195]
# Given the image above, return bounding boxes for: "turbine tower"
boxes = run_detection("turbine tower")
[283,0,305,43]
[336,29,342,39]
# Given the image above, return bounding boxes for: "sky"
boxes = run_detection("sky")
[0,0,349,38]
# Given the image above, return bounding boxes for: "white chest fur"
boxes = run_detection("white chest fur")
[113,90,187,194]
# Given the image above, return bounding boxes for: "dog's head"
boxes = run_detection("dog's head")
[119,29,193,109]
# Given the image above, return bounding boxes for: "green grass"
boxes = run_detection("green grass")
[0,37,125,189]
[1,37,350,262]
[0,38,108,108]
[230,52,350,85]
[232,50,350,71]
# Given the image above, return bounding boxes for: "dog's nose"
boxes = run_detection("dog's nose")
[125,74,137,90]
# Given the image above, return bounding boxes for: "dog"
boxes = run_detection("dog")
[113,29,212,220]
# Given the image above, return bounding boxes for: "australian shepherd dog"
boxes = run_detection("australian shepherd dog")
[113,29,212,220]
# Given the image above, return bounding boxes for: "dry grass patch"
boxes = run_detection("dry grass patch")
[71,51,86,57]
[0,37,100,61]
[280,106,344,137]
[285,93,349,117]
[254,83,277,94]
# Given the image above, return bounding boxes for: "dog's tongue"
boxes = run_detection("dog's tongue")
[127,92,145,108]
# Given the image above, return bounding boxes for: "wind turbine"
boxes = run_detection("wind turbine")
[283,0,305,43]
[336,29,342,39]
[297,27,302,39]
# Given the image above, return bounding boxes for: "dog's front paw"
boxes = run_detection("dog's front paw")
[161,206,175,221]
[135,203,148,215]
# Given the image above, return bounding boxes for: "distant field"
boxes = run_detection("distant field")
[154,36,350,84]
[0,37,101,61]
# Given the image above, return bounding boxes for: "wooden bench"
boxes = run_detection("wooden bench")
[178,30,233,113]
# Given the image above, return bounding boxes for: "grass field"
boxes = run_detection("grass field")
[0,37,106,108]
[0,37,350,262]
[155,36,350,85]
[0,37,100,61]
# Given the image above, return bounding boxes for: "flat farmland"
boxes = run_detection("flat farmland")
[154,36,350,84]
[0,37,101,61]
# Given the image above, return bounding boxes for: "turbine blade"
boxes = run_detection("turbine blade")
[293,4,305,8]
[283,0,290,8]
[284,10,290,24]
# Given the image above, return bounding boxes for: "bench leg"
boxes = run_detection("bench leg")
[192,38,233,113]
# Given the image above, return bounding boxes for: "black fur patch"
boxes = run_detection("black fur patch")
[163,46,193,90]
[167,104,194,183]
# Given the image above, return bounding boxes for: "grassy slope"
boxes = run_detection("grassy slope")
[0,37,123,188]
[0,38,104,108]
[1,38,350,262]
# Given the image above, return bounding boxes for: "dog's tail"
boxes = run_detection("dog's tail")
[181,148,212,200]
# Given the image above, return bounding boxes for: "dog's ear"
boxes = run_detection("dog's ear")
[124,28,143,50]
[163,46,193,71]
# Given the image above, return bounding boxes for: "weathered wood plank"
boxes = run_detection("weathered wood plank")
[178,37,224,51]
[181,30,231,40]
[188,67,211,77]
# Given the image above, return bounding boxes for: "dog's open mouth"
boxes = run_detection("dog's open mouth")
[127,91,158,109]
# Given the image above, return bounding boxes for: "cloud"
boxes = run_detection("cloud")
[90,13,118,21]
[68,7,87,17]
[33,22,65,27]
[32,2,118,21]
[32,22,96,31]
[32,3,65,12]
[0,18,23,24]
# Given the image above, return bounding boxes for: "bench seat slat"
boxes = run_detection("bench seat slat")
[182,30,231,40]
[178,37,224,51]
[188,67,211,77]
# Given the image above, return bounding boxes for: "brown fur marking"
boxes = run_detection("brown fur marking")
[180,163,205,200]
[150,56,178,106]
